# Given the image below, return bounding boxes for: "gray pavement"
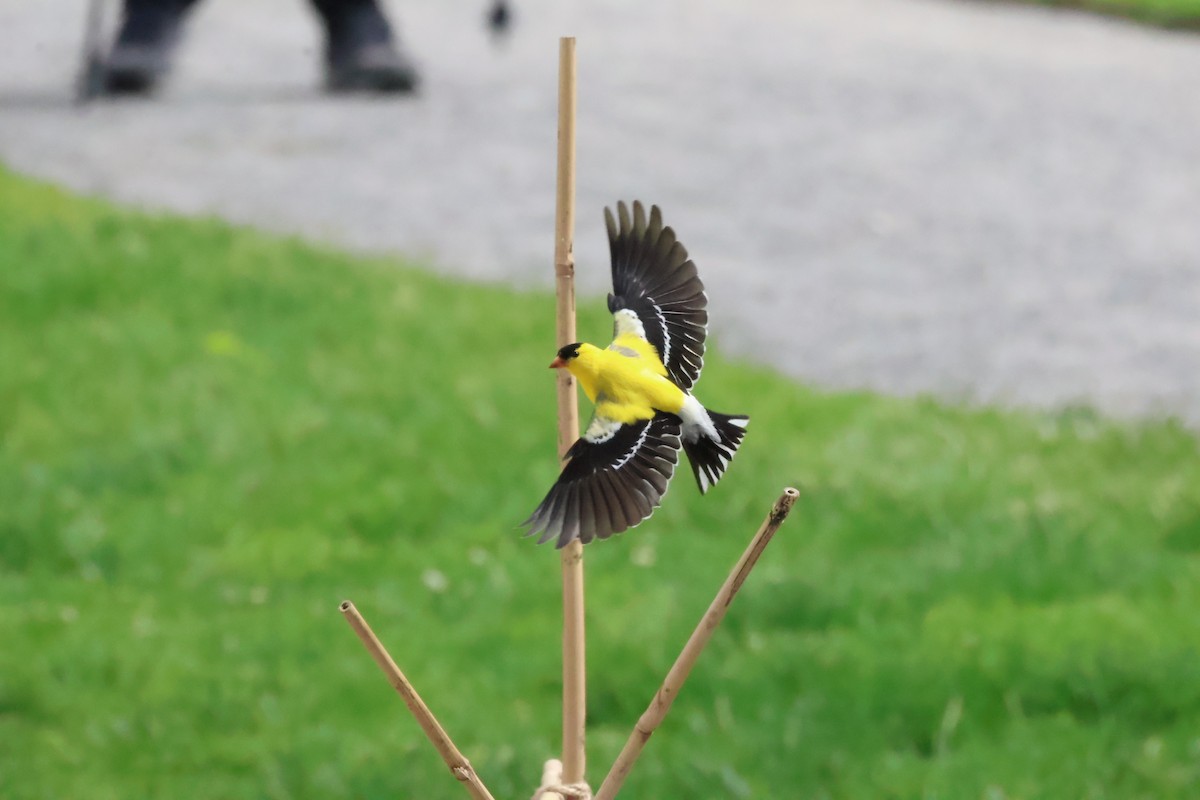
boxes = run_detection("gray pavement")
[2,0,1199,424]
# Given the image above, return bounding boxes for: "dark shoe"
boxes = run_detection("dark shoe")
[324,6,418,93]
[103,6,184,95]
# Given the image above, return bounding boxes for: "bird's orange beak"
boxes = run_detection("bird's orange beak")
[549,356,567,369]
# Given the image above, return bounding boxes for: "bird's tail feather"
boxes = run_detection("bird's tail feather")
[682,411,748,494]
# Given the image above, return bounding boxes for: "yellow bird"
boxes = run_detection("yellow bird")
[525,200,748,548]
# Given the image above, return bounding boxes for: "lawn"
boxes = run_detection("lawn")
[2,166,1198,799]
[999,0,1200,27]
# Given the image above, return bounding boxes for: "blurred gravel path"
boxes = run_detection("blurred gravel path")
[2,0,1198,423]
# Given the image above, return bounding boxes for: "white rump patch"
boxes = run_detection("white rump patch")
[679,395,718,442]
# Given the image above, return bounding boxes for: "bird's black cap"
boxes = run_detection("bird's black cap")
[557,343,582,361]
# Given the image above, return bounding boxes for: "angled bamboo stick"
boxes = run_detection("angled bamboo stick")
[593,488,800,800]
[339,601,496,800]
[553,35,587,789]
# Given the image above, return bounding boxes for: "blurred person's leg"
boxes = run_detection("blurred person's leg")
[104,0,199,94]
[103,0,416,96]
[309,0,418,93]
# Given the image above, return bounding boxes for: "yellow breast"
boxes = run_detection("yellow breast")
[568,341,685,424]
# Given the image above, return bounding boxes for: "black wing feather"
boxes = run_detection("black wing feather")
[605,201,709,391]
[524,413,682,548]
[576,486,598,545]
[535,483,568,546]
[597,471,634,534]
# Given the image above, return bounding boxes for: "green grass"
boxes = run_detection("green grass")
[994,0,1200,28]
[2,165,1199,799]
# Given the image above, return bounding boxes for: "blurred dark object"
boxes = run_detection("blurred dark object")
[320,1,418,92]
[86,0,418,98]
[76,0,109,103]
[487,0,511,35]
[103,0,185,94]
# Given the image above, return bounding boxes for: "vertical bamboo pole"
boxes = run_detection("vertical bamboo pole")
[553,36,586,788]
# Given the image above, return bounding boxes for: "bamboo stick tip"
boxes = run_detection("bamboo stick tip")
[339,600,353,613]
[771,488,800,525]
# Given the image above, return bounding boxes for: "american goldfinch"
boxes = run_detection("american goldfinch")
[525,200,748,548]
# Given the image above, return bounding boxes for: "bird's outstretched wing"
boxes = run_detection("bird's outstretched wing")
[606,201,708,391]
[524,411,682,548]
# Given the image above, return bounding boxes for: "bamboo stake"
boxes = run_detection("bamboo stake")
[553,35,587,788]
[339,601,497,800]
[593,488,800,800]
